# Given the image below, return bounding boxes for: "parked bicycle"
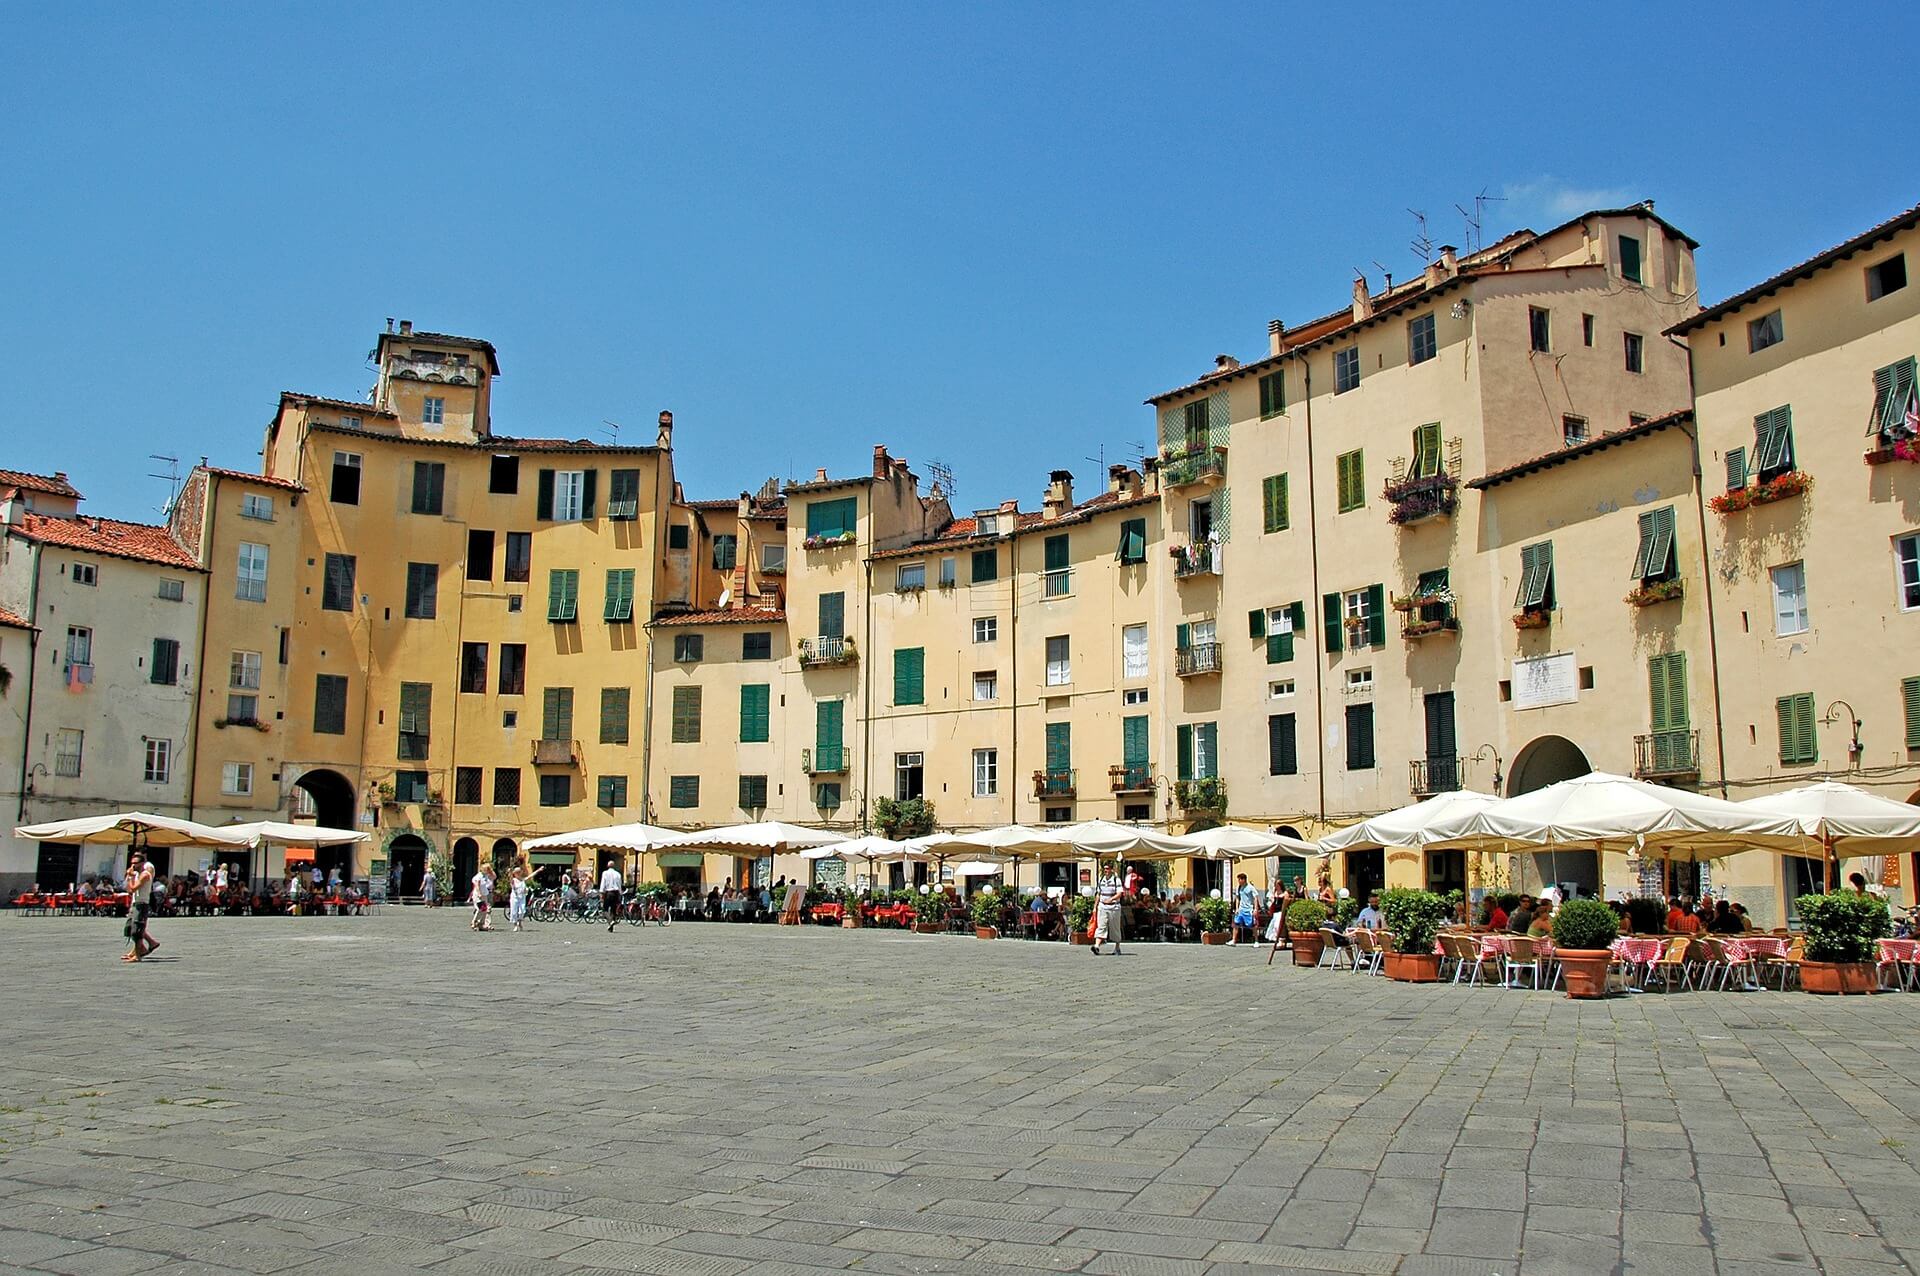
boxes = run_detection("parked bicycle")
[624,889,672,927]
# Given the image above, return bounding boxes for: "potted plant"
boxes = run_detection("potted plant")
[1795,892,1891,994]
[910,888,945,933]
[970,888,1003,939]
[1379,888,1449,981]
[1063,892,1094,944]
[1285,898,1329,966]
[1551,897,1620,998]
[1512,608,1551,630]
[1197,896,1232,945]
[874,796,936,839]
[1624,579,1685,607]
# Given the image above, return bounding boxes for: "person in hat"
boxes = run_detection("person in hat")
[123,850,157,962]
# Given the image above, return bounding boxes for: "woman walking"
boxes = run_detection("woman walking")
[420,865,437,908]
[507,864,530,932]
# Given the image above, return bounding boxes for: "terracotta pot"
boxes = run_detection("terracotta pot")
[1801,961,1877,995]
[1558,949,1613,999]
[841,914,861,929]
[1291,931,1323,967]
[912,921,942,934]
[1384,952,1441,982]
[1070,932,1094,945]
[975,926,999,940]
[1201,930,1230,946]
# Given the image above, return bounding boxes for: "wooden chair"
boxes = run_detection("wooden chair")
[1503,936,1543,990]
[1647,937,1694,992]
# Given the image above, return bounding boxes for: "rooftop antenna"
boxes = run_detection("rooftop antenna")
[926,456,956,504]
[148,454,182,516]
[1372,260,1394,292]
[1408,209,1433,263]
[599,420,621,446]
[1081,443,1105,475]
[1454,187,1505,254]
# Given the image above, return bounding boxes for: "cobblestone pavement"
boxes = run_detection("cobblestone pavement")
[2,910,1919,1275]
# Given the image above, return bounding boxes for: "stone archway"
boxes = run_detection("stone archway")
[387,833,430,898]
[1508,735,1596,898]
[293,768,358,881]
[452,836,480,897]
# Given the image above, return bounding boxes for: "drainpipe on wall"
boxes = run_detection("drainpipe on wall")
[1299,356,1327,825]
[861,514,874,835]
[1678,410,1732,800]
[14,539,43,822]
[184,474,218,823]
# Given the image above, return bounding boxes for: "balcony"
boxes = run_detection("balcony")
[797,636,858,668]
[54,754,82,779]
[1174,642,1222,677]
[1384,474,1459,525]
[1161,447,1226,488]
[388,357,479,385]
[1041,568,1072,598]
[1109,764,1154,794]
[1171,543,1219,579]
[1174,777,1226,814]
[1410,757,1462,797]
[803,531,857,551]
[1396,593,1459,641]
[1033,769,1076,799]
[532,738,579,767]
[1635,729,1701,781]
[802,746,848,776]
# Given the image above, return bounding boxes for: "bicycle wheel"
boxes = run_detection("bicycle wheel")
[626,899,645,926]
[654,900,671,926]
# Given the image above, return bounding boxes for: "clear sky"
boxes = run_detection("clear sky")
[4,3,1916,523]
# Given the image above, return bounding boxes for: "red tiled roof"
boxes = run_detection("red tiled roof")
[14,513,203,571]
[281,392,397,418]
[0,468,82,499]
[870,490,1156,560]
[649,607,785,627]
[0,605,33,631]
[376,329,500,372]
[1467,410,1692,491]
[685,498,740,510]
[202,466,305,492]
[492,435,660,455]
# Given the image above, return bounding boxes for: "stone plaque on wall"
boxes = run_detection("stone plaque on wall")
[1512,651,1578,710]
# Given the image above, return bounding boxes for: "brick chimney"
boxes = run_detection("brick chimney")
[1042,470,1074,521]
[1268,319,1285,356]
[813,467,829,482]
[1212,354,1240,374]
[1108,464,1141,499]
[873,445,892,479]
[1434,245,1459,283]
[656,409,674,449]
[1351,275,1374,323]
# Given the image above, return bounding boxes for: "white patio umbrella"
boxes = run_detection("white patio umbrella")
[15,811,252,849]
[523,822,677,853]
[1184,825,1318,859]
[1042,819,1196,858]
[1739,780,1920,891]
[224,820,368,883]
[1316,790,1506,853]
[650,821,846,854]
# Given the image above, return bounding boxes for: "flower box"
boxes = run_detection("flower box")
[1401,618,1458,640]
[1866,439,1920,466]
[1709,470,1812,514]
[1512,609,1550,631]
[1625,579,1685,607]
[802,531,857,550]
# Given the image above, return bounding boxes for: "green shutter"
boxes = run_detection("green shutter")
[893,648,924,705]
[1248,608,1266,639]
[548,569,578,621]
[1778,692,1817,764]
[818,591,844,639]
[1117,518,1146,564]
[600,687,630,744]
[671,686,702,743]
[1176,723,1194,781]
[1267,630,1292,664]
[971,548,997,581]
[1045,722,1071,773]
[1366,584,1386,648]
[1259,370,1284,418]
[1044,534,1069,571]
[1754,406,1795,472]
[542,687,572,740]
[603,569,634,621]
[1196,723,1218,777]
[1725,447,1748,491]
[815,699,843,755]
[1631,510,1657,579]
[1336,451,1365,512]
[1323,593,1342,653]
[536,469,554,520]
[398,682,430,734]
[806,497,856,538]
[1872,357,1917,436]
[579,469,596,519]
[1262,473,1290,533]
[1122,716,1149,768]
[1176,621,1191,650]
[740,684,770,742]
[1516,543,1553,609]
[1904,677,1920,750]
[1794,693,1817,764]
[1411,423,1442,478]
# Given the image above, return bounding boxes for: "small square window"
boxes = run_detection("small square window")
[1529,307,1551,353]
[1044,806,1072,823]
[1897,534,1920,611]
[1868,254,1907,301]
[1563,415,1589,447]
[1333,346,1361,394]
[1270,680,1296,699]
[1346,667,1373,692]
[1747,310,1784,353]
[1618,234,1643,284]
[1123,687,1149,706]
[973,671,998,702]
[503,710,518,730]
[972,616,997,643]
[1407,314,1436,366]
[71,562,97,586]
[1623,332,1644,374]
[896,562,926,592]
[673,633,704,663]
[742,631,772,661]
[241,493,274,520]
[422,396,445,426]
[158,578,184,601]
[489,454,520,493]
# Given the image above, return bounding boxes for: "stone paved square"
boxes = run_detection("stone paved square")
[3,910,1919,1274]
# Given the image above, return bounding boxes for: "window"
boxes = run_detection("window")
[973,749,998,798]
[713,534,738,572]
[939,556,956,587]
[1262,474,1289,532]
[1515,541,1555,611]
[1647,654,1689,772]
[1122,624,1148,679]
[973,616,997,643]
[1045,806,1072,823]
[504,532,531,583]
[229,649,261,691]
[1329,584,1385,651]
[973,670,998,701]
[444,767,479,805]
[314,674,348,734]
[53,728,83,777]
[1335,450,1365,513]
[668,524,689,550]
[598,776,629,809]
[671,686,701,742]
[321,553,354,611]
[805,497,858,540]
[540,775,573,807]
[330,451,361,504]
[498,644,526,695]
[1409,422,1442,479]
[537,469,593,521]
[1631,506,1677,581]
[1552,412,1589,449]
[1872,358,1918,441]
[1345,702,1376,770]
[1333,346,1360,393]
[669,776,700,808]
[760,542,786,574]
[1748,309,1785,353]
[1346,667,1373,692]
[340,416,361,429]
[896,562,927,592]
[1868,253,1908,301]
[547,569,579,622]
[503,710,517,729]
[1259,368,1287,415]
[738,684,769,742]
[1777,692,1818,765]
[603,568,635,622]
[971,548,997,583]
[232,490,273,523]
[815,783,841,812]
[814,699,845,767]
[460,642,488,693]
[143,737,171,784]
[410,462,445,515]
[1269,679,1296,698]
[221,761,252,796]
[1753,405,1796,480]
[893,647,925,705]
[1618,234,1643,284]
[58,628,90,678]
[542,686,574,741]
[1268,713,1298,776]
[493,767,521,805]
[421,396,445,426]
[743,631,772,661]
[738,775,768,810]
[1408,314,1436,366]
[149,638,179,686]
[1176,721,1217,780]
[601,686,632,745]
[397,771,432,804]
[1582,313,1595,347]
[1116,518,1147,565]
[397,682,431,759]
[1043,534,1071,597]
[490,454,520,494]
[1529,306,1551,353]
[1045,635,1070,686]
[819,592,845,639]
[1771,562,1809,636]
[673,633,704,663]
[404,562,438,619]
[608,468,640,519]
[157,578,184,602]
[1123,687,1149,706]
[1624,332,1644,374]
[895,752,924,800]
[460,529,495,582]
[1898,534,1920,610]
[237,542,269,602]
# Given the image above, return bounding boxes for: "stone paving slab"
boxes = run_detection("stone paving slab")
[3,909,1920,1273]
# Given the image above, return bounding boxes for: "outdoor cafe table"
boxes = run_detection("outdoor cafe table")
[1879,938,1920,990]
[812,901,844,924]
[864,902,915,927]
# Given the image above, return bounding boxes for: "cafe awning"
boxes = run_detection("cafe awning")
[655,851,707,868]
[528,851,577,865]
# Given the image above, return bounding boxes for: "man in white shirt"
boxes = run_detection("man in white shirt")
[599,862,624,933]
[1356,892,1384,930]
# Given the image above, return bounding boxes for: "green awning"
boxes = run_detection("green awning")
[529,851,577,865]
[656,851,706,868]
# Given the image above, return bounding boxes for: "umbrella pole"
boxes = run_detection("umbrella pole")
[1825,832,1835,894]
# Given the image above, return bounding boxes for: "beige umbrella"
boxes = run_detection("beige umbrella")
[1437,771,1803,858]
[16,811,253,848]
[1740,780,1920,891]
[651,821,846,853]
[524,822,676,853]
[1185,825,1318,859]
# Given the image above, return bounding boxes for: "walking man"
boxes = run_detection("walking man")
[1090,862,1123,956]
[123,850,157,962]
[599,860,624,933]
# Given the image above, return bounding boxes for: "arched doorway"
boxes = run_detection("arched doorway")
[1508,735,1596,899]
[452,836,479,898]
[491,839,517,883]
[388,833,429,898]
[1274,825,1308,893]
[293,769,358,882]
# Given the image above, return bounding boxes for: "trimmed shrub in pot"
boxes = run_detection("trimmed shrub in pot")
[1066,892,1096,944]
[1197,896,1232,944]
[1285,898,1328,967]
[1551,897,1621,999]
[1379,888,1448,981]
[969,889,1003,938]
[1795,892,1891,994]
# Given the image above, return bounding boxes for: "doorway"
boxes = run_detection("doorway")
[1426,849,1468,896]
[452,837,479,896]
[1509,735,1596,898]
[1346,849,1385,900]
[1191,858,1225,899]
[293,768,359,882]
[388,834,429,898]
[35,842,79,892]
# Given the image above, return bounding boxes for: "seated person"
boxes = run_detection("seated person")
[1707,899,1743,934]
[1527,901,1555,938]
[1483,897,1508,930]
[1506,895,1536,935]
[1355,893,1384,930]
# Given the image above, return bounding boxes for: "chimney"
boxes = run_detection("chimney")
[814,467,829,482]
[1042,470,1074,521]
[736,491,751,520]
[872,445,893,479]
[398,319,413,336]
[1351,275,1374,323]
[1268,319,1285,356]
[1108,463,1140,498]
[656,409,674,449]
[1438,245,1458,279]
[1212,354,1240,374]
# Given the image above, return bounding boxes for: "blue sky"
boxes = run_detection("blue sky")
[4,3,1916,522]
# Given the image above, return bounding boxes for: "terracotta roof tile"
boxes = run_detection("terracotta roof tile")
[281,392,397,418]
[15,514,203,571]
[1468,410,1692,491]
[202,466,305,492]
[0,468,82,499]
[0,605,33,631]
[649,607,785,627]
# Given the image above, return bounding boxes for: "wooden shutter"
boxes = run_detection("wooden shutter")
[398,682,430,734]
[542,687,572,740]
[600,687,630,744]
[1262,473,1290,532]
[150,638,176,684]
[1175,621,1191,651]
[816,699,843,753]
[1793,694,1816,764]
[1870,357,1916,436]
[740,684,770,742]
[536,469,554,520]
[1412,423,1441,478]
[1904,677,1920,750]
[1777,693,1815,764]
[1366,584,1386,647]
[819,591,844,639]
[671,686,702,742]
[1044,535,1069,572]
[1267,605,1298,663]
[547,570,577,621]
[1122,716,1149,768]
[1176,723,1194,781]
[1754,407,1794,472]
[1516,543,1553,609]
[971,548,996,582]
[893,648,924,705]
[1045,722,1071,773]
[1259,370,1283,417]
[579,469,597,519]
[603,569,633,621]
[1196,723,1218,777]
[1345,703,1374,769]
[314,674,347,734]
[1248,608,1266,639]
[1323,594,1342,654]
[1724,447,1748,491]
[1268,713,1297,776]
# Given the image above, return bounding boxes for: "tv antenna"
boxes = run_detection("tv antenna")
[926,456,956,504]
[1408,209,1433,263]
[148,454,182,516]
[1372,260,1394,292]
[1454,187,1505,254]
[598,420,621,446]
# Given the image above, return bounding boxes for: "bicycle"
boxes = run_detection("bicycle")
[625,890,672,927]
